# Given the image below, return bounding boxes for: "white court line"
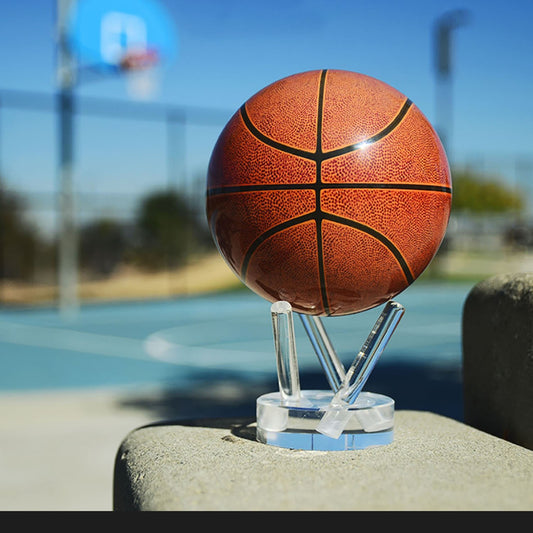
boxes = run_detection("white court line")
[0,321,273,371]
[0,321,148,361]
[0,316,462,372]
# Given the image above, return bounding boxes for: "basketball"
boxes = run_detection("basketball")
[206,69,452,316]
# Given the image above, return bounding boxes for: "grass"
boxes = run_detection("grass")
[1,248,531,307]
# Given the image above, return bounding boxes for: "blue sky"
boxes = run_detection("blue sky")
[0,0,532,209]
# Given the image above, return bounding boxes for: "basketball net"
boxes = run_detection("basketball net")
[119,47,160,100]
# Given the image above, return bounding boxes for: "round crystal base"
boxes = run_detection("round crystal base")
[256,390,394,451]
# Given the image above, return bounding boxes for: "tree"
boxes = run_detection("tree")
[79,218,130,278]
[0,180,42,281]
[451,169,525,214]
[132,189,212,271]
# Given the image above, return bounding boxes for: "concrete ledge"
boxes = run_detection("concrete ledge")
[462,272,533,449]
[113,411,533,511]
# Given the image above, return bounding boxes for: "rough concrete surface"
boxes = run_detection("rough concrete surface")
[114,411,533,511]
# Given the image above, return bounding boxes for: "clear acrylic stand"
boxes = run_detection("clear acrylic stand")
[256,300,405,451]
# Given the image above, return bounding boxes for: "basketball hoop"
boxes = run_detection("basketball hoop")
[66,0,177,100]
[119,47,159,71]
[119,47,160,100]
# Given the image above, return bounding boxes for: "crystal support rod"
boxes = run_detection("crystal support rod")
[317,300,405,439]
[339,300,404,405]
[271,301,301,402]
[299,314,346,392]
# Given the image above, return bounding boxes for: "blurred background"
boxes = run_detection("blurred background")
[0,0,532,510]
[1,0,532,309]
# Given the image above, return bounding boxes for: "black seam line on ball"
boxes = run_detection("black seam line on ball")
[316,69,326,158]
[239,97,413,163]
[322,213,415,284]
[321,182,452,193]
[316,69,329,315]
[322,99,412,160]
[316,216,330,316]
[238,211,414,310]
[206,182,452,196]
[239,104,315,160]
[240,213,316,280]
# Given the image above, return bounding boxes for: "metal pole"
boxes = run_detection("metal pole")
[166,110,188,294]
[433,9,470,166]
[57,0,78,318]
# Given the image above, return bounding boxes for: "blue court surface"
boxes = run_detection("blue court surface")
[0,282,472,398]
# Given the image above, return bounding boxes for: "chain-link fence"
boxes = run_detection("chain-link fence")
[1,88,532,308]
[0,89,237,307]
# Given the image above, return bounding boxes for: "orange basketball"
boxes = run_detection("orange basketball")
[206,69,451,316]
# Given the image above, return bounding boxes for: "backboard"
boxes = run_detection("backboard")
[66,0,177,98]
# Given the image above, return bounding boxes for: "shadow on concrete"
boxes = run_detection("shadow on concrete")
[117,360,464,426]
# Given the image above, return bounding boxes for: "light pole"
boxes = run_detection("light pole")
[433,9,470,166]
[56,0,78,318]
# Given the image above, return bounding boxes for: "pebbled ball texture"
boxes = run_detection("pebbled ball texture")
[206,69,452,316]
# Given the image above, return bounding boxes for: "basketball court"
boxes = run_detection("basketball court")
[0,281,468,394]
